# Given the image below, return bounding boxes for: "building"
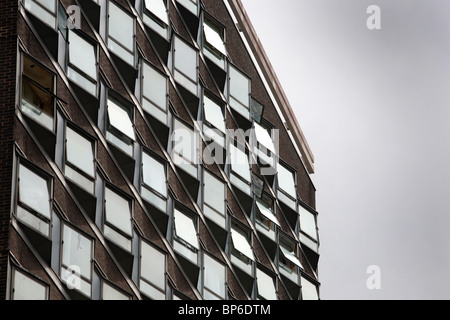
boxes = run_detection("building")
[0,0,320,300]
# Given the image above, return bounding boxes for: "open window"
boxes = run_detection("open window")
[106,96,136,157]
[60,224,94,299]
[203,253,226,300]
[103,186,133,253]
[24,0,57,29]
[141,151,168,213]
[20,56,55,132]
[173,208,199,264]
[252,121,277,172]
[175,0,199,16]
[228,64,251,120]
[9,267,49,300]
[16,163,52,239]
[64,126,96,194]
[67,30,98,97]
[172,35,199,96]
[202,170,226,229]
[107,1,136,66]
[142,0,170,39]
[229,144,252,196]
[278,237,303,284]
[256,268,277,301]
[141,61,169,125]
[254,196,279,242]
[139,240,166,300]
[277,162,297,212]
[230,224,254,275]
[203,93,226,149]
[202,15,227,69]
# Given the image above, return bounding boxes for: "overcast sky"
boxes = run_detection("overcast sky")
[241,0,450,300]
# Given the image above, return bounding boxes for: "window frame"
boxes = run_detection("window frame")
[229,222,254,274]
[172,34,199,96]
[254,195,279,241]
[9,265,49,300]
[139,239,167,300]
[202,252,227,300]
[106,0,136,66]
[23,0,57,29]
[256,267,278,301]
[172,206,200,264]
[278,235,303,283]
[141,149,168,213]
[202,13,227,69]
[277,161,298,211]
[298,203,319,253]
[227,63,251,119]
[19,54,57,132]
[228,142,252,195]
[59,222,94,299]
[66,29,99,97]
[202,91,226,149]
[64,124,97,194]
[171,116,199,178]
[142,0,170,39]
[15,158,53,239]
[202,169,227,229]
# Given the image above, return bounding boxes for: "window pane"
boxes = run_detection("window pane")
[204,96,225,134]
[203,171,225,215]
[204,254,225,299]
[12,269,47,300]
[19,165,50,219]
[142,153,167,197]
[107,98,135,141]
[144,0,168,24]
[299,206,318,241]
[102,282,129,300]
[204,21,226,56]
[68,31,97,80]
[143,63,167,112]
[174,210,198,249]
[301,277,319,300]
[36,0,56,11]
[257,269,277,300]
[255,199,279,227]
[105,188,132,237]
[173,119,196,164]
[174,36,197,83]
[141,241,166,290]
[230,145,251,182]
[278,164,296,198]
[108,2,134,52]
[66,128,95,177]
[231,227,254,261]
[229,65,250,109]
[280,244,302,269]
[254,123,276,154]
[62,225,92,280]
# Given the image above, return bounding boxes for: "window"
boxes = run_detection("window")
[230,225,254,274]
[61,224,93,298]
[142,62,168,125]
[21,56,55,131]
[277,163,297,211]
[65,127,95,194]
[24,0,57,28]
[299,205,319,253]
[104,187,133,252]
[256,269,277,300]
[102,281,130,300]
[107,1,135,66]
[173,209,199,264]
[140,240,166,300]
[106,96,136,156]
[202,16,226,68]
[142,152,167,212]
[252,122,277,169]
[10,268,48,300]
[176,0,199,16]
[172,119,198,178]
[142,0,170,39]
[229,144,251,195]
[228,64,250,119]
[172,35,198,95]
[254,197,279,241]
[67,30,98,96]
[279,238,302,283]
[16,164,52,238]
[203,254,226,300]
[203,94,226,148]
[301,276,319,300]
[203,171,226,229]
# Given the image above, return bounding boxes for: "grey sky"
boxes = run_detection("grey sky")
[241,0,450,300]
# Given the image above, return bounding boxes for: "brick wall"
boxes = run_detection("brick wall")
[0,0,17,300]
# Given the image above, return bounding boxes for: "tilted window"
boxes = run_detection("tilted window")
[175,0,199,16]
[143,0,170,39]
[203,171,226,229]
[203,94,226,148]
[173,209,199,263]
[228,64,250,119]
[277,163,297,211]
[24,0,57,28]
[279,238,303,283]
[10,268,48,300]
[142,62,168,125]
[172,119,198,178]
[203,254,226,300]
[67,30,98,96]
[16,164,52,238]
[256,269,277,300]
[140,240,166,300]
[106,97,135,156]
[142,152,167,212]
[299,205,319,253]
[21,56,55,131]
[172,35,198,95]
[230,225,254,274]
[202,17,226,68]
[254,197,279,241]
[301,276,319,300]
[229,144,251,195]
[108,1,135,66]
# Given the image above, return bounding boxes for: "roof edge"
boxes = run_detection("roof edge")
[227,0,315,174]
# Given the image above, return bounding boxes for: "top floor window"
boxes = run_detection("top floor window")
[107,1,136,66]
